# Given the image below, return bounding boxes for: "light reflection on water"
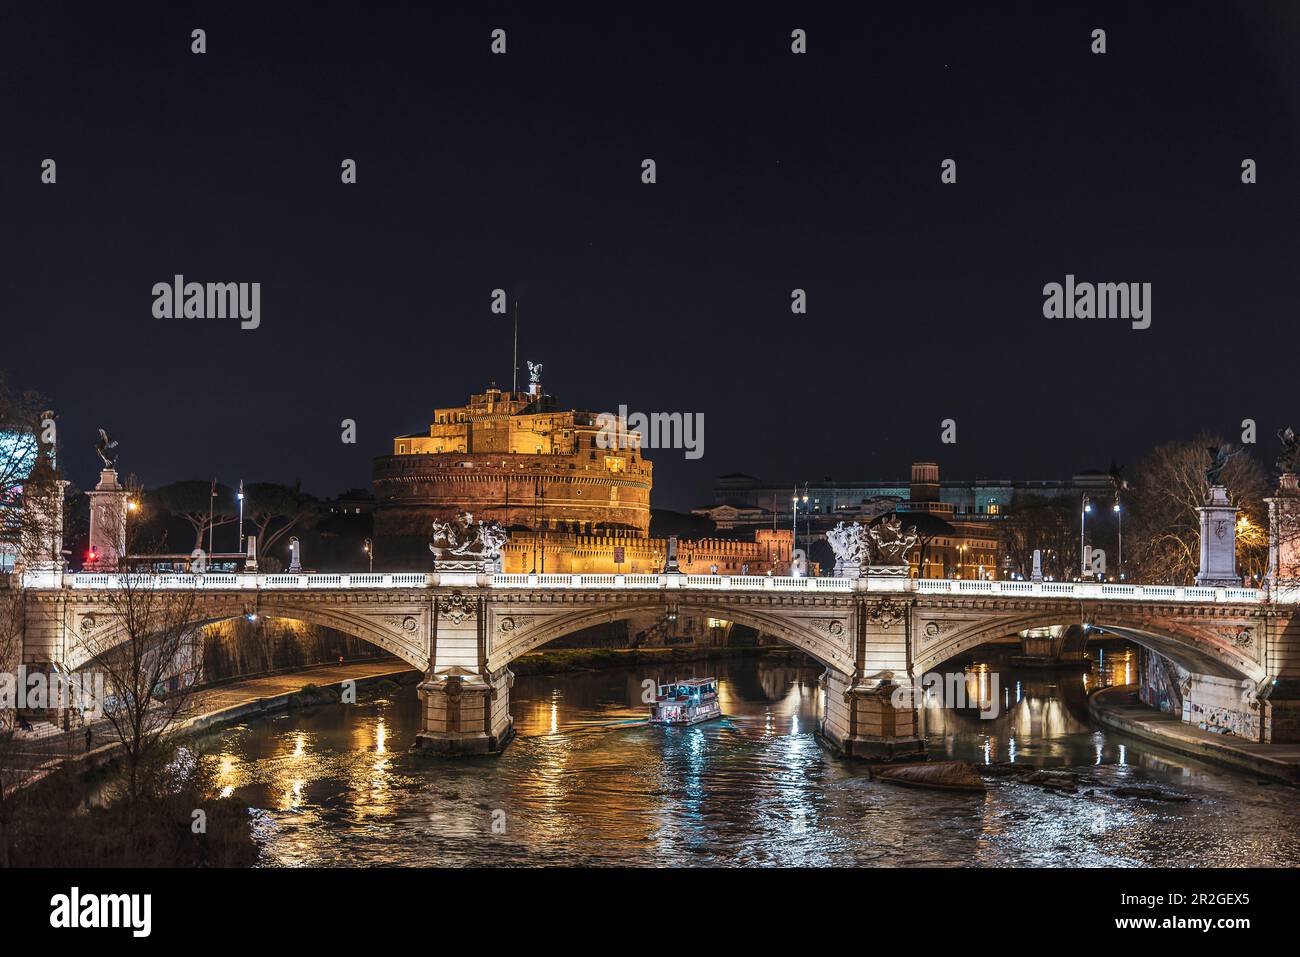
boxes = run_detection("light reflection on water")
[200,646,1300,867]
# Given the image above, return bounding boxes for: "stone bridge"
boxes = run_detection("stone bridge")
[14,569,1300,757]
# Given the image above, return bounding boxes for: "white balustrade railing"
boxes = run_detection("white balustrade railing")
[12,569,1288,604]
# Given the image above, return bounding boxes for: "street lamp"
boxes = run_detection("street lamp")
[1112,500,1122,579]
[790,486,806,575]
[237,480,245,551]
[363,537,373,573]
[801,486,810,570]
[1080,495,1093,579]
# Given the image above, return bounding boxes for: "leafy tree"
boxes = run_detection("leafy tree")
[245,481,318,559]
[150,480,236,550]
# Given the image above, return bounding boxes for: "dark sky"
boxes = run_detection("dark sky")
[3,2,1298,511]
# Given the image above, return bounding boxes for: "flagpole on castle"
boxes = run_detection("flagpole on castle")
[512,300,519,395]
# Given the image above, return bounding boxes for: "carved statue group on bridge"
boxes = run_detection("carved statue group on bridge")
[826,515,919,576]
[429,510,507,568]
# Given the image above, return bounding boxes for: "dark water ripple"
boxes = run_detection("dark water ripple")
[200,651,1300,867]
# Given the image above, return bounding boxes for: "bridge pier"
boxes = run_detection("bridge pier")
[817,669,925,760]
[412,577,516,755]
[814,593,926,760]
[414,665,514,755]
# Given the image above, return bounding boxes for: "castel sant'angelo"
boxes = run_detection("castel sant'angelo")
[371,370,794,576]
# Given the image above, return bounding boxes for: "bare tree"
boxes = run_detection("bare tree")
[85,582,202,803]
[0,577,24,867]
[0,370,69,866]
[76,504,205,830]
[0,374,42,498]
[1001,494,1081,581]
[1128,434,1267,585]
[0,373,46,569]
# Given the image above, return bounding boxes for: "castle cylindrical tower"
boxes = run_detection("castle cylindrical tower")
[372,385,652,557]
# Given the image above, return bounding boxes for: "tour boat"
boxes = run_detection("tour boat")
[650,678,721,725]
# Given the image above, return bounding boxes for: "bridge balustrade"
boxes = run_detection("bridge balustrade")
[16,570,1278,604]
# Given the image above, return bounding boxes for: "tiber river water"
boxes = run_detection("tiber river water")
[196,646,1300,867]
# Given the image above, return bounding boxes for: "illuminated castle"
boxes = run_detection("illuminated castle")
[372,375,795,575]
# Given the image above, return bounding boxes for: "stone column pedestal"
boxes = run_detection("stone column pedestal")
[414,666,514,755]
[86,468,128,570]
[1195,485,1240,587]
[817,669,926,760]
[18,476,69,572]
[1265,473,1300,594]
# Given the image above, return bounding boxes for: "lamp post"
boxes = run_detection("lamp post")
[791,485,798,561]
[363,537,373,573]
[208,478,217,556]
[1113,500,1122,579]
[801,486,810,572]
[1080,495,1093,580]
[237,480,245,552]
[791,486,809,576]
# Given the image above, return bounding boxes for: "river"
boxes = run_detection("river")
[198,645,1300,867]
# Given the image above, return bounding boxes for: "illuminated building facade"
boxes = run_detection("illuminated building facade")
[373,382,652,542]
[373,379,801,575]
[703,462,1114,580]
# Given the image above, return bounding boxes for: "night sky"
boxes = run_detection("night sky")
[3,2,1297,511]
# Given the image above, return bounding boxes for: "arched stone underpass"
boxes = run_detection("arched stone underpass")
[55,594,430,674]
[911,601,1274,744]
[913,607,1265,683]
[486,596,855,676]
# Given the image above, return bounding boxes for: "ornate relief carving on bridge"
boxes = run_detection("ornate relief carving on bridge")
[1213,624,1254,648]
[865,598,908,629]
[921,619,961,644]
[381,614,420,633]
[437,592,476,625]
[76,612,110,638]
[810,618,846,639]
[489,612,550,650]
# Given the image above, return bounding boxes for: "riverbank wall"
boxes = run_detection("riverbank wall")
[1090,685,1300,784]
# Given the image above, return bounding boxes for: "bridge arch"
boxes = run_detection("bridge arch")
[64,596,429,672]
[914,608,1265,682]
[487,596,857,676]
